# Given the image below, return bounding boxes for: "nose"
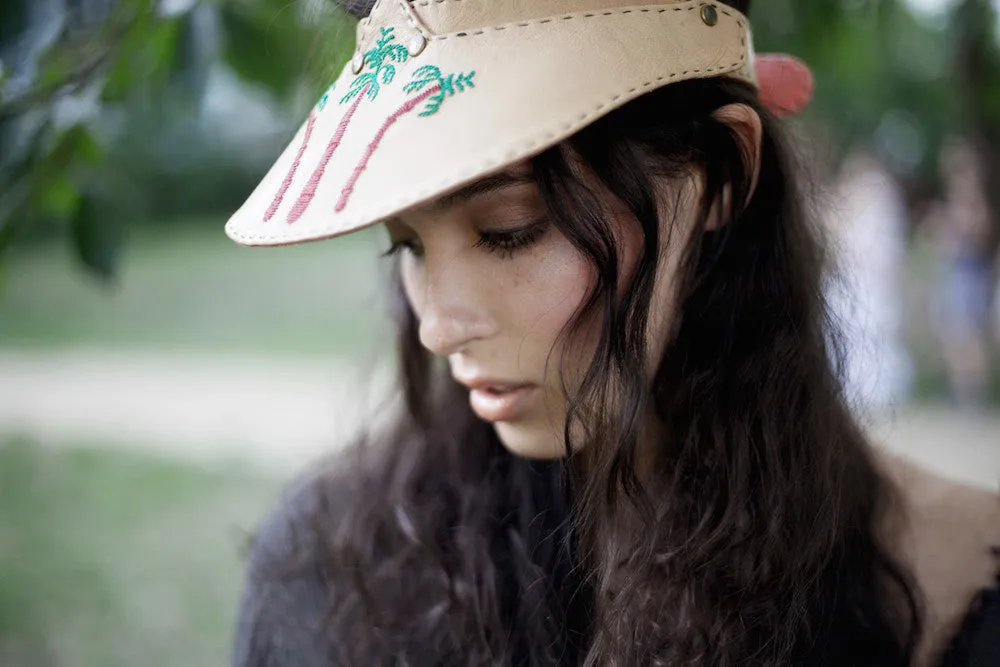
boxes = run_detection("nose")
[416,263,498,357]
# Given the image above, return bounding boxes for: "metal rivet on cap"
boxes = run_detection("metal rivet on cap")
[701,4,719,26]
[351,53,364,74]
[408,34,427,57]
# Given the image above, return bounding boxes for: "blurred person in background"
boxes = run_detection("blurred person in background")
[995,244,1000,348]
[227,2,1000,666]
[825,150,913,412]
[927,138,995,409]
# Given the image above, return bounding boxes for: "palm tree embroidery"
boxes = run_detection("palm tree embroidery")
[334,66,476,212]
[268,27,409,223]
[265,24,478,221]
[285,27,412,223]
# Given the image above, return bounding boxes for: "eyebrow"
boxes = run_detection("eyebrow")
[425,171,536,213]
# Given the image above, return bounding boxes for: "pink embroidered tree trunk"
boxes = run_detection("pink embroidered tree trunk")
[334,85,440,213]
[286,85,370,223]
[263,111,317,222]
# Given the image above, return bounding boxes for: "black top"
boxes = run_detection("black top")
[232,474,1000,667]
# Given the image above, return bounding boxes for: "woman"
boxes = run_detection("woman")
[227,1,1000,665]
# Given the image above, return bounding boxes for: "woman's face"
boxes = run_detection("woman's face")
[387,161,698,459]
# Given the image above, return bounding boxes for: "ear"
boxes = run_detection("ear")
[705,103,763,230]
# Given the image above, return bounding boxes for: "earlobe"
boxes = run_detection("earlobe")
[705,103,763,229]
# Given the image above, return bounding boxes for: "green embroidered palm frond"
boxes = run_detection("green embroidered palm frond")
[402,65,442,94]
[339,27,410,105]
[340,72,380,103]
[453,72,476,92]
[378,64,397,86]
[373,27,395,52]
[404,66,476,117]
[317,82,337,110]
[383,45,408,63]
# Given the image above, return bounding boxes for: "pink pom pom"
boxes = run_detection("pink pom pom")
[755,54,815,118]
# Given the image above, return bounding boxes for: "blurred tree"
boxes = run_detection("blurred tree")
[0,0,354,281]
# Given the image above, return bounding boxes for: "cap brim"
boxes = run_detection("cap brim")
[225,0,754,247]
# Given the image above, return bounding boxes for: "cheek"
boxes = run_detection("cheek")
[398,254,426,316]
[506,235,594,363]
[521,217,645,387]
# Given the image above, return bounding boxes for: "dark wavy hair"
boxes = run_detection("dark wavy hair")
[300,1,924,665]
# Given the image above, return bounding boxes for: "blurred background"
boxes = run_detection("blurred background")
[1,0,1000,665]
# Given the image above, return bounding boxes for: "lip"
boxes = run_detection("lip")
[456,377,536,423]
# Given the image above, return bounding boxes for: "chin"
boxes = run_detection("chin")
[493,421,567,460]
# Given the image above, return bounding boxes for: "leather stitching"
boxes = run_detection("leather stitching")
[429,5,743,41]
[397,0,430,37]
[357,0,384,53]
[410,0,705,8]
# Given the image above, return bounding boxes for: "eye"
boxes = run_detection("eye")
[474,219,548,259]
[381,236,424,259]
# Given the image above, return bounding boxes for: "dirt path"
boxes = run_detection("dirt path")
[1,349,998,488]
[0,349,391,473]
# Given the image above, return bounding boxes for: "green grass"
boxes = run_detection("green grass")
[0,438,283,667]
[0,220,394,356]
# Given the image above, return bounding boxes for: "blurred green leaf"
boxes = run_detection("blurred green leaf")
[37,40,77,89]
[70,197,124,282]
[220,3,299,99]
[41,176,81,222]
[74,126,103,166]
[219,0,357,102]
[150,18,182,65]
[0,118,51,241]
[41,125,100,185]
[0,0,28,47]
[0,122,103,255]
[1,0,361,281]
[103,12,183,104]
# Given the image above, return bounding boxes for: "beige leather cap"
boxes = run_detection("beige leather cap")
[225,0,756,247]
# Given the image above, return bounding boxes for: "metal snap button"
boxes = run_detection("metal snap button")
[701,4,719,26]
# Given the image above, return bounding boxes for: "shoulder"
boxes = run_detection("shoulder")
[936,571,1000,667]
[876,452,1000,666]
[231,466,352,667]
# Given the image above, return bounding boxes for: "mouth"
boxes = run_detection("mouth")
[460,380,537,423]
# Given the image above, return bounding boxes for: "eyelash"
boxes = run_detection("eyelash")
[382,220,548,261]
